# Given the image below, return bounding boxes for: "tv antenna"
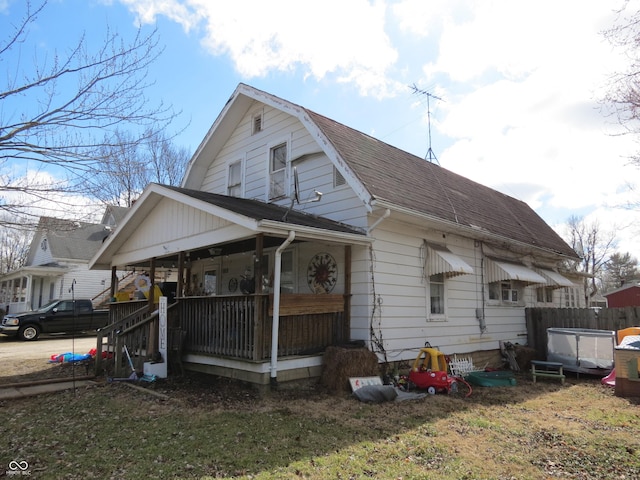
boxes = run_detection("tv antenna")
[410,84,443,165]
[282,167,323,221]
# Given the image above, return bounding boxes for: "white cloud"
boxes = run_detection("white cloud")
[119,0,402,98]
[114,0,640,256]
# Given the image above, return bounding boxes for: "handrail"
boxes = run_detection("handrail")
[95,301,179,376]
[91,271,136,305]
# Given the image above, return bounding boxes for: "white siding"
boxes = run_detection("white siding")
[349,218,537,362]
[199,101,368,229]
[30,234,54,266]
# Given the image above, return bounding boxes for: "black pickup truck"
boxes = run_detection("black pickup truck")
[0,299,110,341]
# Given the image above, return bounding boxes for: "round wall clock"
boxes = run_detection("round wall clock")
[307,252,337,293]
[228,277,238,293]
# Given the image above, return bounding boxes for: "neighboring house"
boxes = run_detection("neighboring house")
[1,209,130,314]
[604,284,640,308]
[90,83,582,385]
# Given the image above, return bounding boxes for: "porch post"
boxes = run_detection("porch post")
[177,251,185,298]
[344,245,352,342]
[148,257,157,354]
[255,234,264,294]
[253,234,264,361]
[110,266,117,299]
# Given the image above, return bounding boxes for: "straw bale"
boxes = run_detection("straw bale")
[321,346,379,393]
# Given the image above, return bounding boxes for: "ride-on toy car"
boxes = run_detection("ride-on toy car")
[408,346,459,394]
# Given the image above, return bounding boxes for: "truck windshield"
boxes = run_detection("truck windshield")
[36,300,60,312]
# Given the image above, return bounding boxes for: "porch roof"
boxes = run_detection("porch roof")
[90,184,369,269]
[0,264,68,282]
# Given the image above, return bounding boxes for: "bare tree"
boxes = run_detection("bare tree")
[0,219,33,274]
[81,129,190,207]
[145,130,190,187]
[564,215,618,306]
[603,251,639,290]
[0,1,179,225]
[604,3,640,152]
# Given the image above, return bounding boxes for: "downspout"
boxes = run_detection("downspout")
[367,209,391,234]
[270,230,296,389]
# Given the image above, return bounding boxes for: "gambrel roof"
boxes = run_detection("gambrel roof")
[183,84,578,260]
[306,110,577,259]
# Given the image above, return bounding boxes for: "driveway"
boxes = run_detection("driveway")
[0,333,99,362]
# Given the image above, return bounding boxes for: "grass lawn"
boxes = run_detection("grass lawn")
[0,370,639,479]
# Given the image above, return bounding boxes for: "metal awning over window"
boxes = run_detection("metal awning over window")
[424,242,474,277]
[535,268,575,288]
[485,258,546,285]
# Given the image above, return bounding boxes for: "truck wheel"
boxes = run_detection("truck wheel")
[18,324,40,341]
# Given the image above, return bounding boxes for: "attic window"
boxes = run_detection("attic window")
[333,167,346,187]
[252,112,263,135]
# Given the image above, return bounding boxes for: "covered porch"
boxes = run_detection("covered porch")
[90,185,369,385]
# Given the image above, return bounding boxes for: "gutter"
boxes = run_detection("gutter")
[370,199,579,262]
[270,230,296,389]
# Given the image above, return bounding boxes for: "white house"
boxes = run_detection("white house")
[90,84,582,385]
[1,206,130,314]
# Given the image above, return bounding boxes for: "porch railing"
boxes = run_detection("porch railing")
[95,300,179,377]
[178,293,348,361]
[97,293,349,376]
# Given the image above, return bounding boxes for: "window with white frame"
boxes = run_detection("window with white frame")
[536,286,554,304]
[269,143,287,200]
[429,273,445,315]
[228,161,242,197]
[489,280,522,303]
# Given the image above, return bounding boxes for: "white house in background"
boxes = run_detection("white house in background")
[90,84,582,385]
[1,206,130,314]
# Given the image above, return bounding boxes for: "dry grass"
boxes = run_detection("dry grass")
[1,359,639,479]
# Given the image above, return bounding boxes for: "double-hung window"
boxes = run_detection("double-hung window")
[429,273,445,315]
[269,143,287,200]
[228,161,242,197]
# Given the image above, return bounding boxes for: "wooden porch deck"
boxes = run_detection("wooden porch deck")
[96,294,350,382]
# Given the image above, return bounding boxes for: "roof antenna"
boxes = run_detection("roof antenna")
[282,167,322,221]
[410,84,443,165]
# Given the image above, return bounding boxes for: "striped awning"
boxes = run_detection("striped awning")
[486,258,546,285]
[535,268,575,288]
[425,243,474,277]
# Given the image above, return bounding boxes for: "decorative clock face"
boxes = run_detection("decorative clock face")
[307,252,337,293]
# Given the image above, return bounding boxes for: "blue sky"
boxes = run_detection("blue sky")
[2,0,639,255]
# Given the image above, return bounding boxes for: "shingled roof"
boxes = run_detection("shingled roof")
[304,109,578,259]
[162,185,365,236]
[38,217,110,261]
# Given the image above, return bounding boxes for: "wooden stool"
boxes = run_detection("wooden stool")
[531,360,565,385]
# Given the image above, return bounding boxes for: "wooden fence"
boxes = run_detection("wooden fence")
[526,307,640,358]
